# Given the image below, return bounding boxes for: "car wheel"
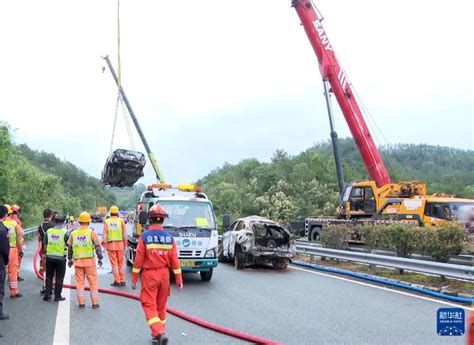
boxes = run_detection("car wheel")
[309,227,321,242]
[200,269,213,281]
[234,246,244,270]
[273,258,289,270]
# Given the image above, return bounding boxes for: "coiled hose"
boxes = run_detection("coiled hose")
[34,246,280,345]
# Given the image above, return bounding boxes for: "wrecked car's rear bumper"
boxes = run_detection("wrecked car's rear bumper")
[249,247,295,259]
[180,258,218,272]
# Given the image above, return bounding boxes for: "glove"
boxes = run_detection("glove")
[68,260,73,268]
[98,260,103,268]
[131,281,137,290]
[177,283,183,292]
[19,251,24,258]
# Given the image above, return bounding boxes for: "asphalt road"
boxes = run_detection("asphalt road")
[0,223,470,344]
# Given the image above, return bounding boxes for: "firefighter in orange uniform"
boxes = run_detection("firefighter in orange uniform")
[131,204,183,345]
[67,212,103,308]
[10,205,24,281]
[103,205,127,286]
[3,205,23,298]
[467,310,474,345]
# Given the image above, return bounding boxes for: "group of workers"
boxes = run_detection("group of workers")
[0,203,182,344]
[0,204,24,339]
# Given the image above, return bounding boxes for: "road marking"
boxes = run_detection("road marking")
[290,266,473,311]
[53,269,71,345]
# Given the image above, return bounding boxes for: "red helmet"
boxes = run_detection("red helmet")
[148,204,168,219]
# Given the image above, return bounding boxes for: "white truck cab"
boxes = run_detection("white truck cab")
[126,184,219,281]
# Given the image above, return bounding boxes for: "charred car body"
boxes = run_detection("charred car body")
[219,216,296,270]
[101,149,146,188]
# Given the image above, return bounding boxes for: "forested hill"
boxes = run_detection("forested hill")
[0,123,116,226]
[197,138,474,221]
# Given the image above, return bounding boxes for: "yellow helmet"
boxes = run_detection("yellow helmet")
[78,211,91,223]
[4,204,12,214]
[109,205,119,215]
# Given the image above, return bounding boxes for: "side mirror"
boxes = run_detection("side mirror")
[138,211,148,225]
[222,214,231,230]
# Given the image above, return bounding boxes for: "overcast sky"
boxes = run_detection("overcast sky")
[0,0,472,186]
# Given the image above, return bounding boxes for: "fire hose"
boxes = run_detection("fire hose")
[33,246,280,345]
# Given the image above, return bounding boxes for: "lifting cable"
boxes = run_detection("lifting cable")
[109,94,120,155]
[33,245,280,345]
[108,0,136,153]
[120,95,136,150]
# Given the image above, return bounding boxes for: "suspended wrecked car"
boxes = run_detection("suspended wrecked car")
[101,149,146,187]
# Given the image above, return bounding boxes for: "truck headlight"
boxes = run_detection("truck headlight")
[205,248,216,258]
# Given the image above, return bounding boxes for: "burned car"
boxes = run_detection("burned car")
[219,216,296,270]
[101,149,146,188]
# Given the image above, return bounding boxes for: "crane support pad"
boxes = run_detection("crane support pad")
[101,149,146,187]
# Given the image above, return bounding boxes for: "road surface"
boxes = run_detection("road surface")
[0,223,469,344]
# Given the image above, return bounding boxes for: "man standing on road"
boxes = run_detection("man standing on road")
[10,205,24,282]
[42,214,69,302]
[3,205,23,298]
[131,204,183,345]
[67,212,103,309]
[38,209,55,294]
[0,205,11,331]
[103,205,127,287]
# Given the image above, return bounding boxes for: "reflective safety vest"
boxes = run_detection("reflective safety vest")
[105,217,123,242]
[46,227,68,257]
[71,228,94,259]
[3,219,18,248]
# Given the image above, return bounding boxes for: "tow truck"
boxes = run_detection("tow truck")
[126,183,219,281]
[292,0,474,240]
[102,57,219,280]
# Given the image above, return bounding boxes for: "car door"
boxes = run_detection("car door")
[223,221,240,257]
[226,221,246,258]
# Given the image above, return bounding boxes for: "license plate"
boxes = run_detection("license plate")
[180,261,195,267]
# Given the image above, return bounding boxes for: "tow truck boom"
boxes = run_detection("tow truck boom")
[292,0,391,188]
[102,55,165,183]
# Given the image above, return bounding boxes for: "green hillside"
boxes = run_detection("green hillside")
[197,138,474,221]
[0,123,116,226]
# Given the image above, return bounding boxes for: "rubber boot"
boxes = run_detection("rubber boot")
[152,335,169,345]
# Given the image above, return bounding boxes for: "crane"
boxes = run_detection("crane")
[292,0,391,188]
[292,0,430,220]
[292,1,474,240]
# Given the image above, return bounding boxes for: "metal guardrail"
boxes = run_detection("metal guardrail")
[296,244,474,281]
[296,239,474,266]
[23,226,38,240]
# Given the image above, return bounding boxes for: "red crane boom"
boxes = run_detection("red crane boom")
[292,0,391,187]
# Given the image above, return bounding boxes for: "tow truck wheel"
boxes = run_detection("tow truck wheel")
[200,269,213,282]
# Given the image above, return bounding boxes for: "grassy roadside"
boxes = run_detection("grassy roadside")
[295,254,474,295]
